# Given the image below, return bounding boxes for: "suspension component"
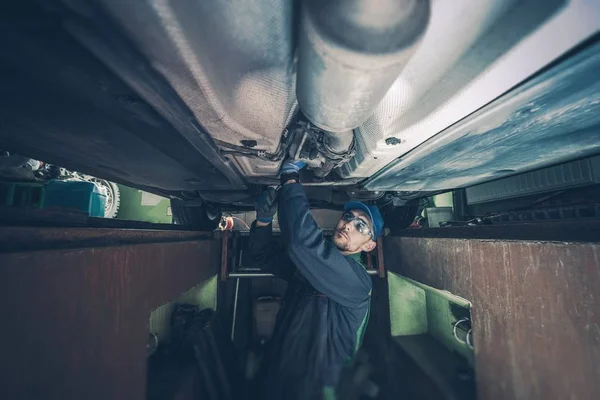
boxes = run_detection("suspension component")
[288,121,357,177]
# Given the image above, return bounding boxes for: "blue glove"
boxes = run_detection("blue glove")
[255,187,278,223]
[280,160,306,184]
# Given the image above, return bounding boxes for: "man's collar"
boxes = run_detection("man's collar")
[345,252,365,268]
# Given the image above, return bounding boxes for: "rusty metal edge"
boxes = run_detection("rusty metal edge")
[377,237,386,278]
[393,220,600,242]
[0,226,216,253]
[220,233,230,281]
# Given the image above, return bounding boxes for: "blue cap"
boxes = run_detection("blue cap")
[344,201,384,239]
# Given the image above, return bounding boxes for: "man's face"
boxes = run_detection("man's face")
[333,209,377,254]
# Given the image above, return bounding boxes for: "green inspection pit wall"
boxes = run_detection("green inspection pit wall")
[149,275,218,344]
[387,272,474,365]
[387,272,476,398]
[115,184,172,223]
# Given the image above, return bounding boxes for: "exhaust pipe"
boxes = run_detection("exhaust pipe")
[297,0,430,133]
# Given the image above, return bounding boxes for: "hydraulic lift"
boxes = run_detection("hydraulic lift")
[1,216,599,400]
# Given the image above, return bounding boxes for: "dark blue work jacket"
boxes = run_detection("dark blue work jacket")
[249,183,372,399]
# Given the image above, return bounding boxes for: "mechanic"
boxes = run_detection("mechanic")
[249,160,384,399]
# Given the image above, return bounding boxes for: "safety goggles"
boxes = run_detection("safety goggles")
[341,211,375,241]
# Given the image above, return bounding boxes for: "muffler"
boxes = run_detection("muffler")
[296,0,430,133]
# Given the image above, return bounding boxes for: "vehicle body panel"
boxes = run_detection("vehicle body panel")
[0,0,599,206]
